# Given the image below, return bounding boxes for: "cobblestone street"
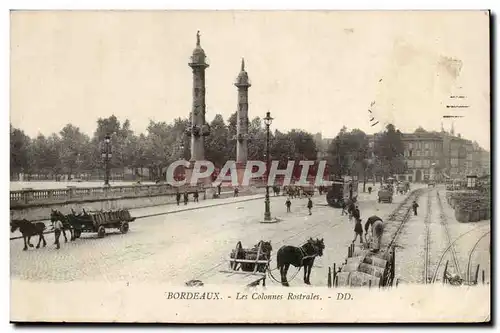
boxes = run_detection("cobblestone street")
[11,184,396,286]
[11,185,490,289]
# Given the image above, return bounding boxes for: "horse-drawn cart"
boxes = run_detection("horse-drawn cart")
[378,184,394,203]
[68,209,135,238]
[185,241,272,288]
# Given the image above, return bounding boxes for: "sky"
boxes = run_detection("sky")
[10,10,490,150]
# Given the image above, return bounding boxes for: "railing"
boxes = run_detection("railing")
[10,183,206,207]
[10,177,324,207]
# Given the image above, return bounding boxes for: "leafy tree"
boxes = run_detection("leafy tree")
[271,130,296,167]
[373,124,406,179]
[29,134,57,178]
[10,125,31,179]
[205,114,229,168]
[59,124,90,178]
[327,127,370,179]
[287,129,317,161]
[248,117,266,161]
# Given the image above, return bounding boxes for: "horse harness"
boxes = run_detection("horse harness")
[299,244,319,262]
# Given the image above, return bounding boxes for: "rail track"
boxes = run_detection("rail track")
[466,231,490,285]
[434,189,462,282]
[385,188,426,251]
[423,191,432,284]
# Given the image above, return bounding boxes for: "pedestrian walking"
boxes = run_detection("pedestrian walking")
[364,215,384,253]
[176,192,181,206]
[341,200,348,216]
[285,198,292,213]
[193,190,199,203]
[307,197,313,215]
[352,205,361,222]
[368,186,372,195]
[412,200,419,216]
[347,200,356,221]
[234,187,239,197]
[184,192,189,205]
[217,184,222,196]
[351,205,363,244]
[352,214,364,245]
[53,219,63,250]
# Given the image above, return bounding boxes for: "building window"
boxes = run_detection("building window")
[409,149,413,157]
[415,160,422,168]
[425,143,429,149]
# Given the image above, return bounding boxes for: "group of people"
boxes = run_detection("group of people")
[175,190,199,206]
[285,195,314,215]
[347,197,420,253]
[343,200,384,252]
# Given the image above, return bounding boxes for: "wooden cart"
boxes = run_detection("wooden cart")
[186,241,272,287]
[68,209,135,238]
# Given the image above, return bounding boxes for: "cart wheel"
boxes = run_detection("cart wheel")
[230,241,243,270]
[120,222,129,234]
[97,226,106,238]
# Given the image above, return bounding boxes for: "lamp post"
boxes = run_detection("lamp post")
[101,134,112,186]
[263,111,273,222]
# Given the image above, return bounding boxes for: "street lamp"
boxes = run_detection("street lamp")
[101,134,112,186]
[263,111,274,222]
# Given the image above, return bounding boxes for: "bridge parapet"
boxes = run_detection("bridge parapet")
[10,184,205,208]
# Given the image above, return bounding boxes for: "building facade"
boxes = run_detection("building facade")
[365,130,489,182]
[316,130,489,182]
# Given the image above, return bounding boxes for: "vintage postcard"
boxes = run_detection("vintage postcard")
[9,10,490,323]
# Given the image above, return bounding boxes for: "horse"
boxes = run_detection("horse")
[272,186,280,196]
[287,186,298,199]
[276,238,325,286]
[10,219,47,251]
[49,209,75,242]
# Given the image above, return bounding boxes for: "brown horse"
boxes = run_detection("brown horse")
[11,219,47,251]
[277,238,325,286]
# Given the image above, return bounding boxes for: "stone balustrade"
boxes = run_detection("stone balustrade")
[10,184,206,208]
[10,177,318,208]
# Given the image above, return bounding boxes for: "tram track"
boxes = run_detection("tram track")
[466,231,490,284]
[434,189,462,282]
[423,191,432,284]
[385,188,426,251]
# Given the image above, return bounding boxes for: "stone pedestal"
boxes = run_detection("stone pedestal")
[184,161,212,187]
[259,217,281,224]
[236,162,247,187]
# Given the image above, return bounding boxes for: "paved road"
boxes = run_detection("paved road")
[16,183,485,289]
[11,187,405,287]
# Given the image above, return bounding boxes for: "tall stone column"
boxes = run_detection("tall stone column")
[185,31,210,185]
[234,58,251,186]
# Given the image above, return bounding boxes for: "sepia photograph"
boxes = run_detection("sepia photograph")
[9,9,491,323]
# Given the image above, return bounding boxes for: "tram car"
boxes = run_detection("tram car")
[325,176,359,208]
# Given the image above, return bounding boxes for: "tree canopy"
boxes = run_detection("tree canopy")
[10,114,320,180]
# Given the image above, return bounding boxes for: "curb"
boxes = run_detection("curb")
[10,194,265,241]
